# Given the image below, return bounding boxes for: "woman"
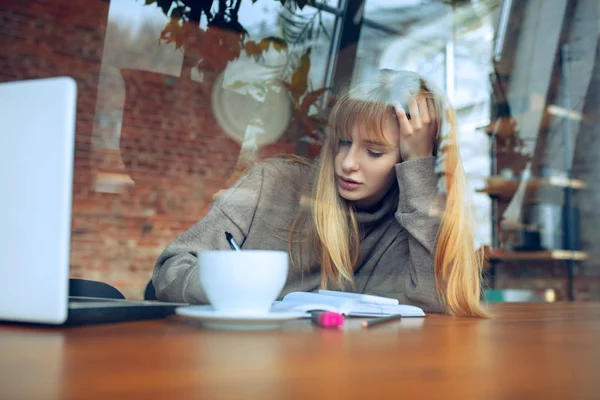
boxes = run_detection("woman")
[152,70,486,317]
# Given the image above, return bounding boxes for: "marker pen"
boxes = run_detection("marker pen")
[311,311,344,328]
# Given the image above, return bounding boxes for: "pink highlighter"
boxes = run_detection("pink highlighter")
[310,311,345,328]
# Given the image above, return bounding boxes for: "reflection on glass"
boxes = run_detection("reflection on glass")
[85,0,337,298]
[3,0,598,302]
[355,0,497,247]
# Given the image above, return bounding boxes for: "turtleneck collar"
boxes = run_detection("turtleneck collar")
[352,183,398,229]
[306,160,398,229]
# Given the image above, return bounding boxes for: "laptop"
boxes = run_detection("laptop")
[0,76,185,325]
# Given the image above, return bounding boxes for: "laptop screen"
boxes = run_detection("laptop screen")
[0,77,77,324]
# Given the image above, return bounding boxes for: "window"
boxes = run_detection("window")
[353,0,496,247]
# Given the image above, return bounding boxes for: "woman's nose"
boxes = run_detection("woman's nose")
[342,146,359,171]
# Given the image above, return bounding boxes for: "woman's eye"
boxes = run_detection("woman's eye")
[339,139,352,146]
[368,150,383,158]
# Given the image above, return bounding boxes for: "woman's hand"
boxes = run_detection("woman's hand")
[394,96,437,162]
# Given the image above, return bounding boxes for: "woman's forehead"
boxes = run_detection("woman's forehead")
[349,117,399,146]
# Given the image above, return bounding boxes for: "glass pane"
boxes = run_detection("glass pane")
[0,0,337,299]
[5,0,597,303]
[356,0,495,248]
[454,23,495,250]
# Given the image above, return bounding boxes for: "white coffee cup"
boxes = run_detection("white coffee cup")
[197,250,289,314]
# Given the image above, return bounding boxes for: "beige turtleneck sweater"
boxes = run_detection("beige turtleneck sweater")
[152,156,444,313]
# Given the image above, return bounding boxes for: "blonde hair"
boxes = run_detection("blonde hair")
[304,70,486,318]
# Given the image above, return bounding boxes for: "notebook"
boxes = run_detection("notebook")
[271,290,426,317]
[0,76,184,326]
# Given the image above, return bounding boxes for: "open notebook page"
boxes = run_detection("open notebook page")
[271,292,425,317]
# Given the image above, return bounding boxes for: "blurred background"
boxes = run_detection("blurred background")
[1,0,598,302]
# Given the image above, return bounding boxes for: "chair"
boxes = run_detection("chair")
[69,278,125,300]
[144,279,157,301]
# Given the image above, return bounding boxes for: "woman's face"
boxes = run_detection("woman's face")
[334,115,401,209]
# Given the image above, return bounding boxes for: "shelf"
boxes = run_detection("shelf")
[488,250,589,261]
[476,177,587,200]
[485,105,582,138]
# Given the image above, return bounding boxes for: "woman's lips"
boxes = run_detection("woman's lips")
[337,176,361,191]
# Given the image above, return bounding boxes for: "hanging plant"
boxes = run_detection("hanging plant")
[143,0,331,160]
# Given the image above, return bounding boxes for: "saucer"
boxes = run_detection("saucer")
[175,305,307,330]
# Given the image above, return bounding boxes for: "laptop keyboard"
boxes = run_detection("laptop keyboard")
[63,298,187,325]
[68,297,186,309]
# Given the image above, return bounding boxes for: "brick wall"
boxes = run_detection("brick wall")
[1,0,302,299]
[1,0,108,189]
[1,0,110,287]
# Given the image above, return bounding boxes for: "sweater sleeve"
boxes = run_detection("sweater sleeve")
[393,156,444,312]
[152,163,266,303]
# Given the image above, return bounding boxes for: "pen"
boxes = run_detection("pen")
[361,314,402,329]
[225,231,241,251]
[311,311,345,329]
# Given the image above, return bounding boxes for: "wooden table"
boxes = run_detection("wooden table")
[1,303,599,399]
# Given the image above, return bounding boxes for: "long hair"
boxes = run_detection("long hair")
[307,70,486,318]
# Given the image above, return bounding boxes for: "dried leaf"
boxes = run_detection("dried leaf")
[259,38,272,52]
[288,48,311,102]
[300,87,328,112]
[160,18,183,47]
[264,36,288,52]
[244,40,262,56]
